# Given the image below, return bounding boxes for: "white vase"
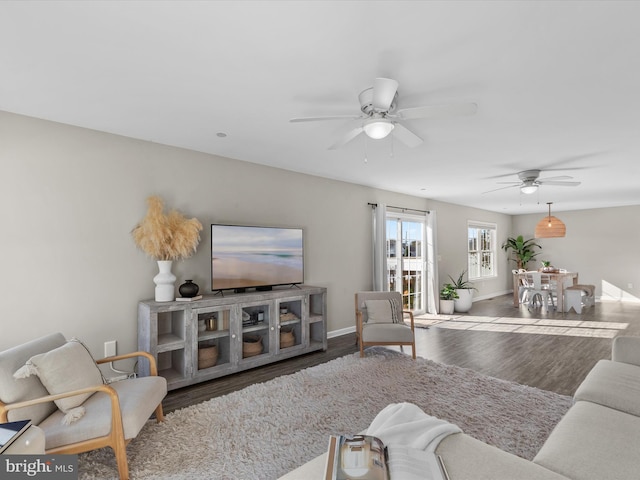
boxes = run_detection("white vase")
[154,260,176,302]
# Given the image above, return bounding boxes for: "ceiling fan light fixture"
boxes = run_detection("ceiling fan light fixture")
[520,184,538,194]
[363,119,394,139]
[535,202,566,238]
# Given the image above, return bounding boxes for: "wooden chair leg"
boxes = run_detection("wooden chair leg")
[113,437,129,480]
[155,403,165,422]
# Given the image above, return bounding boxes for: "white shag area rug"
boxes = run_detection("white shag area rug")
[79,348,573,480]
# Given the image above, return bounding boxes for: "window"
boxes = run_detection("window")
[468,222,496,280]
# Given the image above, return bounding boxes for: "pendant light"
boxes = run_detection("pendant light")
[535,202,566,238]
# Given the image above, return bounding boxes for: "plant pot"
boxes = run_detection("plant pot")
[454,289,474,313]
[540,266,558,273]
[439,299,455,315]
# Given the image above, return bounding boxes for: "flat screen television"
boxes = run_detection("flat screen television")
[211,224,304,292]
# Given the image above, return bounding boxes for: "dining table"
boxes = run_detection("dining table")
[512,270,579,312]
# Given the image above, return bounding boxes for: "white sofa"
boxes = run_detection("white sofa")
[279,335,640,480]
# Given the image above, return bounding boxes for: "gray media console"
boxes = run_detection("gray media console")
[137,285,327,390]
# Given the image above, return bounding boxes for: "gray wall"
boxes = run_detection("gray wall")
[0,111,512,357]
[428,199,514,299]
[5,111,634,360]
[513,207,640,301]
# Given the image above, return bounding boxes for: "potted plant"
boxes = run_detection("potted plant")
[448,270,477,313]
[540,260,557,273]
[439,283,458,315]
[132,196,203,302]
[501,235,541,270]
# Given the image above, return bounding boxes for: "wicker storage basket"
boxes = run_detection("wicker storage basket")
[242,335,263,358]
[280,327,295,348]
[198,345,218,369]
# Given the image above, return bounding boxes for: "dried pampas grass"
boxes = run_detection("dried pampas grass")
[132,196,203,261]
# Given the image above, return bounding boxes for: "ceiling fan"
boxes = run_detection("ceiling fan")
[483,169,581,195]
[290,77,477,150]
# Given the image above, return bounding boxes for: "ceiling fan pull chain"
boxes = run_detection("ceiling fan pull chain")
[364,136,368,163]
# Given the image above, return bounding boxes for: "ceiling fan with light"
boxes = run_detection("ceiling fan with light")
[290,77,477,150]
[483,169,581,195]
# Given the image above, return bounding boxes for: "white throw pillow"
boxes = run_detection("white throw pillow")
[13,339,104,424]
[365,299,401,324]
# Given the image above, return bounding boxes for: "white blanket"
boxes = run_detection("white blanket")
[366,402,462,480]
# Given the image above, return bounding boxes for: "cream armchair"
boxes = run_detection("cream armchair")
[0,333,167,480]
[355,291,416,359]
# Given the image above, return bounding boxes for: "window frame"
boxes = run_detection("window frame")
[467,221,497,281]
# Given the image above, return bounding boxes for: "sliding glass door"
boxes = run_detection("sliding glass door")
[386,214,425,312]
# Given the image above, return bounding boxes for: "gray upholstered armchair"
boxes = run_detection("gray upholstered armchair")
[355,291,416,359]
[0,332,167,480]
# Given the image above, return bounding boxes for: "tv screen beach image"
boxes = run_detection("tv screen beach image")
[211,225,303,290]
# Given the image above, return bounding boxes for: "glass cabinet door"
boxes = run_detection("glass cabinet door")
[276,297,304,351]
[193,306,233,372]
[239,301,272,360]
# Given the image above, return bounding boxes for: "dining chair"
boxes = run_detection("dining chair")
[514,270,532,304]
[524,272,555,313]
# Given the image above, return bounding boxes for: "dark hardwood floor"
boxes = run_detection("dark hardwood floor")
[164,294,640,412]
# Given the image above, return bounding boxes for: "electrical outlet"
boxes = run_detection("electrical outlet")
[628,283,634,289]
[104,340,117,358]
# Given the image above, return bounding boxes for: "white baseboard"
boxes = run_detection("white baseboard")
[473,290,513,302]
[327,326,356,338]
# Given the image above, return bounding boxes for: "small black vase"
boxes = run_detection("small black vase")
[179,280,199,298]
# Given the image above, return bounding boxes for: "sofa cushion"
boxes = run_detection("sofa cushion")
[0,333,66,424]
[612,336,640,366]
[14,339,104,424]
[534,401,640,480]
[436,433,568,480]
[573,359,640,416]
[365,299,401,323]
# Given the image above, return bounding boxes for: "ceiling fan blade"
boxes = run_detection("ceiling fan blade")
[328,125,364,150]
[482,185,520,194]
[396,102,477,120]
[391,123,423,148]
[536,151,607,171]
[290,115,362,123]
[536,175,572,182]
[372,78,399,111]
[539,181,581,187]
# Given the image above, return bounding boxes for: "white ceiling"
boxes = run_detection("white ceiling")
[2,1,639,215]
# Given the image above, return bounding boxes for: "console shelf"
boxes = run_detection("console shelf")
[138,285,327,390]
